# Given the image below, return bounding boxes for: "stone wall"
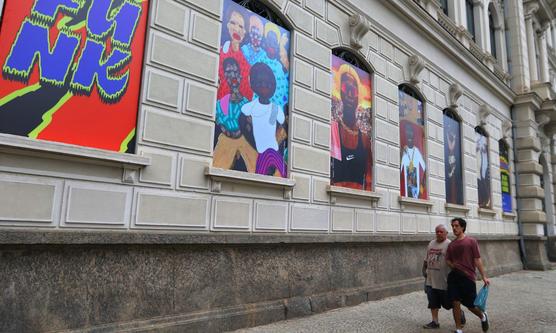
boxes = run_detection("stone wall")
[0,232,521,332]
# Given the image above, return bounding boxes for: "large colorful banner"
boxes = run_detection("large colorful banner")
[213,0,290,177]
[499,140,512,212]
[476,128,491,208]
[0,0,148,153]
[443,113,463,205]
[330,55,372,191]
[399,90,427,199]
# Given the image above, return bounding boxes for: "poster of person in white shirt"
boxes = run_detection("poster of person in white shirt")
[399,89,428,199]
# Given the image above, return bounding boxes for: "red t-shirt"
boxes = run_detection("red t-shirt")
[445,236,481,281]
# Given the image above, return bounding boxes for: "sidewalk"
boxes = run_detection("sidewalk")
[231,270,556,333]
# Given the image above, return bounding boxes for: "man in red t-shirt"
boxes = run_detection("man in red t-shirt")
[446,218,490,333]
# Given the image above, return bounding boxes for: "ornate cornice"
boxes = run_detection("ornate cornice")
[408,54,426,84]
[349,13,371,50]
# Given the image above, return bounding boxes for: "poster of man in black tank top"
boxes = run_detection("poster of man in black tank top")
[399,90,428,199]
[330,55,373,191]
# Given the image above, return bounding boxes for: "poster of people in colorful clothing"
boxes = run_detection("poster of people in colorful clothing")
[399,89,427,199]
[213,0,290,178]
[330,55,372,191]
[0,0,149,153]
[499,140,512,212]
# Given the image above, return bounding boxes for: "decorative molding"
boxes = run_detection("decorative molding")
[536,113,551,130]
[478,104,492,126]
[122,168,139,184]
[502,120,513,139]
[349,13,371,50]
[448,83,463,108]
[478,207,497,216]
[408,55,425,84]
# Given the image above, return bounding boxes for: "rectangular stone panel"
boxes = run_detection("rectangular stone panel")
[136,191,209,227]
[376,211,400,233]
[185,82,217,118]
[179,155,210,190]
[315,19,338,47]
[139,148,176,186]
[145,69,183,109]
[295,33,330,69]
[254,201,288,231]
[312,177,329,203]
[65,184,131,225]
[213,197,252,230]
[290,203,329,231]
[314,67,331,96]
[401,214,417,233]
[291,144,329,175]
[286,3,314,36]
[332,207,354,232]
[190,12,220,50]
[150,32,217,82]
[154,0,189,36]
[293,59,313,88]
[292,114,312,143]
[356,210,375,232]
[313,121,330,149]
[292,172,311,201]
[0,178,57,223]
[293,86,331,121]
[143,108,213,153]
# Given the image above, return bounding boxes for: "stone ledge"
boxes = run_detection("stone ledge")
[0,133,151,168]
[206,167,295,196]
[478,207,497,216]
[445,203,470,213]
[327,185,382,206]
[398,196,434,211]
[0,229,521,245]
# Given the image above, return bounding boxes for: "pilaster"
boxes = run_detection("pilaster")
[538,24,550,83]
[525,4,540,83]
[506,0,530,92]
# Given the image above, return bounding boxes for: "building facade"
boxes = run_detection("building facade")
[0,0,554,331]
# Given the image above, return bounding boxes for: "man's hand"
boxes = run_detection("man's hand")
[483,277,490,286]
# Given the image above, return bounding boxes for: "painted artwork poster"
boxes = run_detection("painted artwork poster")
[399,90,427,199]
[443,114,463,205]
[476,129,491,208]
[499,140,512,212]
[330,55,372,191]
[0,0,149,153]
[213,0,290,178]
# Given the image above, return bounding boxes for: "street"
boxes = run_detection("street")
[232,270,556,333]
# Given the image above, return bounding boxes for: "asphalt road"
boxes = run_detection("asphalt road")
[232,269,556,333]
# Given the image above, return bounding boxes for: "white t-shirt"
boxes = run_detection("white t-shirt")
[424,239,451,290]
[241,99,285,153]
[400,146,426,198]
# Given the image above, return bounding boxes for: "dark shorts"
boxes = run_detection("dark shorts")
[447,270,477,308]
[425,286,452,310]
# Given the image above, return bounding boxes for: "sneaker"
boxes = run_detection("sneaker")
[461,310,466,326]
[423,321,440,329]
[481,312,489,332]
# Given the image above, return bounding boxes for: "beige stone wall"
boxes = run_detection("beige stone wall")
[0,0,519,235]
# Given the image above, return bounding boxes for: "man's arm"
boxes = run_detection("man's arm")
[422,260,427,277]
[474,257,491,285]
[446,259,454,269]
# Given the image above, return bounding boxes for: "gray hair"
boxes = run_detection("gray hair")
[435,224,448,232]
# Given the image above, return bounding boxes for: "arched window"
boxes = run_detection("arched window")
[214,0,290,177]
[466,0,476,41]
[444,109,463,205]
[330,49,374,191]
[475,126,491,208]
[399,84,427,199]
[488,5,497,58]
[499,139,512,213]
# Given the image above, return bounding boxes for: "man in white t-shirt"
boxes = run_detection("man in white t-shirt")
[422,224,465,329]
[400,124,426,198]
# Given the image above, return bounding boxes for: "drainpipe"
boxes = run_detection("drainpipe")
[510,105,528,269]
